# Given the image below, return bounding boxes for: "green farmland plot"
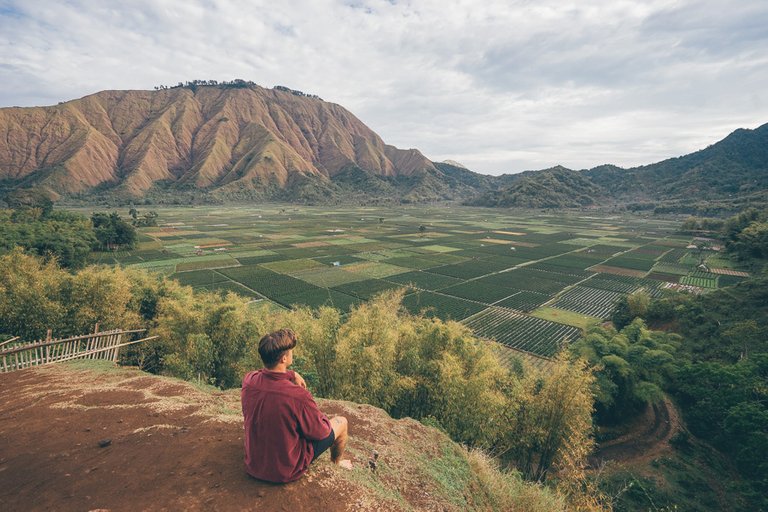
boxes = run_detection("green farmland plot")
[218,265,320,298]
[486,268,575,294]
[440,280,515,304]
[550,286,626,318]
[680,275,718,289]
[428,258,516,279]
[261,258,326,274]
[170,269,229,287]
[463,307,582,358]
[582,276,647,294]
[602,255,656,271]
[651,262,694,275]
[384,271,463,291]
[332,279,405,300]
[314,255,366,266]
[292,267,367,287]
[494,291,551,312]
[109,204,723,364]
[342,261,408,279]
[402,291,486,322]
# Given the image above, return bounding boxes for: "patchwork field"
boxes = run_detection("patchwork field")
[86,205,748,363]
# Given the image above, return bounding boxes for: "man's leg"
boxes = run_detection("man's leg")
[329,416,348,465]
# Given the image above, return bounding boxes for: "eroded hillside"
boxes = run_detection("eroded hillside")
[0,85,435,198]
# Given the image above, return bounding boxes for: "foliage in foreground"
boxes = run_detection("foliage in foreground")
[0,250,603,509]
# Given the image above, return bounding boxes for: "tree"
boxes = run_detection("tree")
[91,212,137,250]
[570,320,679,423]
[0,249,66,339]
[500,354,595,482]
[611,290,650,330]
[5,189,54,217]
[0,208,97,269]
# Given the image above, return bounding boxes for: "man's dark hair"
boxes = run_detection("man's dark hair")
[258,329,297,368]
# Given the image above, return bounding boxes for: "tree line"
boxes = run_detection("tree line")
[151,80,322,99]
[0,201,139,269]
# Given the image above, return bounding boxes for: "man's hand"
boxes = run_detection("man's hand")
[292,371,307,389]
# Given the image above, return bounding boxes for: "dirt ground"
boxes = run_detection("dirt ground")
[589,397,681,467]
[0,360,693,511]
[0,362,456,512]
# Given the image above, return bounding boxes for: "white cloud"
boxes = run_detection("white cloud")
[0,0,766,174]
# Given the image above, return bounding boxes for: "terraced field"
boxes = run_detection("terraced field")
[81,205,747,362]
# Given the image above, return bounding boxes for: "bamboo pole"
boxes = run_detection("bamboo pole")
[0,336,19,347]
[0,329,148,357]
[112,333,122,362]
[37,336,158,365]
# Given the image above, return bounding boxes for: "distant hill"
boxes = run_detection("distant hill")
[0,83,490,203]
[0,81,766,207]
[468,166,604,208]
[470,124,768,210]
[583,123,768,202]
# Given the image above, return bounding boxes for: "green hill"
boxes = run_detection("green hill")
[469,166,604,208]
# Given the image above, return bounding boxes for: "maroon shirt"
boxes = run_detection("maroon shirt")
[241,369,332,483]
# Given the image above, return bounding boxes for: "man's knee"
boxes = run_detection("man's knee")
[331,415,348,437]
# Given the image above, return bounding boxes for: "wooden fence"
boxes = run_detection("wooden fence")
[0,329,157,373]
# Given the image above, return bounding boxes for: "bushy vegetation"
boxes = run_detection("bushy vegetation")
[0,203,137,268]
[721,207,768,261]
[607,273,768,508]
[0,250,605,508]
[470,167,603,208]
[0,208,96,269]
[91,211,137,250]
[570,319,681,424]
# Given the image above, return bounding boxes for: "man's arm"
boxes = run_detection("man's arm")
[291,371,307,389]
[297,398,333,441]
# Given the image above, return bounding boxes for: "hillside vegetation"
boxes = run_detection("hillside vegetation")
[587,210,768,510]
[469,166,604,208]
[471,123,768,211]
[0,249,606,510]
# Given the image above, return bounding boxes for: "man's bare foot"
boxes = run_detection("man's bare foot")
[338,459,353,470]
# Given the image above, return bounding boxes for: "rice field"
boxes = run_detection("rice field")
[80,204,746,361]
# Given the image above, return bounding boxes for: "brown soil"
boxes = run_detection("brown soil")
[589,397,681,467]
[0,363,462,512]
[588,265,648,278]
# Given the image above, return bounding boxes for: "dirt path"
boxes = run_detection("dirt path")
[589,397,682,467]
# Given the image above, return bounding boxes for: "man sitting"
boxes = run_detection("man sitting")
[241,328,350,483]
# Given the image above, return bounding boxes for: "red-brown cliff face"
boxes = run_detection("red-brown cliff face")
[0,85,436,197]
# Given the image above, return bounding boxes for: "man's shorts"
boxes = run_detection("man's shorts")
[311,428,335,462]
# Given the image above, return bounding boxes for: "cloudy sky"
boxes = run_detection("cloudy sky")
[1,0,766,175]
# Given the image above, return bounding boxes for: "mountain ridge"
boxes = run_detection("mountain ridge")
[1,84,767,208]
[0,85,437,200]
[473,123,768,209]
